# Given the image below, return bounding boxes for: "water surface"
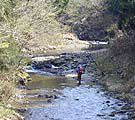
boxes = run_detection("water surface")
[23,73,127,120]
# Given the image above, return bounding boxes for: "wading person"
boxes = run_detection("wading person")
[76,66,83,85]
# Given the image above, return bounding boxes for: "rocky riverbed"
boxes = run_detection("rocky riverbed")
[26,49,107,77]
[15,50,135,120]
[25,85,128,120]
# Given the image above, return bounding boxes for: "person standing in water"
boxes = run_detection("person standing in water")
[76,65,83,85]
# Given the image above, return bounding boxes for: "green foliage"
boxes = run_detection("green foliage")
[108,0,135,30]
[96,55,117,74]
[53,0,69,14]
[0,0,19,26]
[0,41,21,72]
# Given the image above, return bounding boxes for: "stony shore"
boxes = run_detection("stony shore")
[20,49,134,119]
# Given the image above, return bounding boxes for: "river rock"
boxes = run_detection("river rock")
[109,111,115,117]
[131,87,135,95]
[128,112,135,119]
[54,95,59,99]
[106,100,110,103]
[37,95,43,98]
[44,63,53,68]
[117,103,123,106]
[53,60,66,66]
[97,91,100,93]
[47,99,52,103]
[117,110,127,114]
[17,109,27,113]
[45,95,53,98]
[37,94,53,98]
[32,62,53,69]
[97,114,105,117]
[75,98,79,101]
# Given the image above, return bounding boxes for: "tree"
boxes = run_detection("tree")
[108,0,135,31]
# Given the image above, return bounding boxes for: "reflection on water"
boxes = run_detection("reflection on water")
[15,73,78,109]
[26,74,77,90]
[22,73,128,120]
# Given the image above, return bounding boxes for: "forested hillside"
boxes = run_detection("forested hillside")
[97,0,135,105]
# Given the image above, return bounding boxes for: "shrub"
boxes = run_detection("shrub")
[108,0,135,31]
[0,77,15,104]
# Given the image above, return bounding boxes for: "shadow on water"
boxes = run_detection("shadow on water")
[27,73,77,90]
[15,73,78,109]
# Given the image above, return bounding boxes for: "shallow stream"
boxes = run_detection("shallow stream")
[21,73,128,120]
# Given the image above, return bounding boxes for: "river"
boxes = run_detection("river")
[19,72,128,120]
[18,51,129,120]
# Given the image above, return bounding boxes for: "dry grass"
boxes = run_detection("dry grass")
[0,106,22,120]
[0,80,15,103]
[0,72,23,120]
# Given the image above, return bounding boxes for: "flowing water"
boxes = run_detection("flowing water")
[21,72,128,120]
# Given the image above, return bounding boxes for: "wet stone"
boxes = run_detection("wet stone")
[129,113,135,119]
[75,98,79,101]
[54,95,59,99]
[46,95,53,98]
[37,94,53,98]
[117,103,123,106]
[62,95,66,97]
[47,99,52,103]
[97,114,106,117]
[106,100,110,103]
[37,95,43,98]
[29,112,32,116]
[107,104,110,107]
[17,109,27,113]
[97,91,100,93]
[117,110,128,114]
[109,112,116,117]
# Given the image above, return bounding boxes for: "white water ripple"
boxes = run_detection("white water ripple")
[25,86,127,120]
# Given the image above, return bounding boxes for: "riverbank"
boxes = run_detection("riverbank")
[16,49,130,120]
[0,105,23,120]
[10,45,133,120]
[94,52,135,119]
